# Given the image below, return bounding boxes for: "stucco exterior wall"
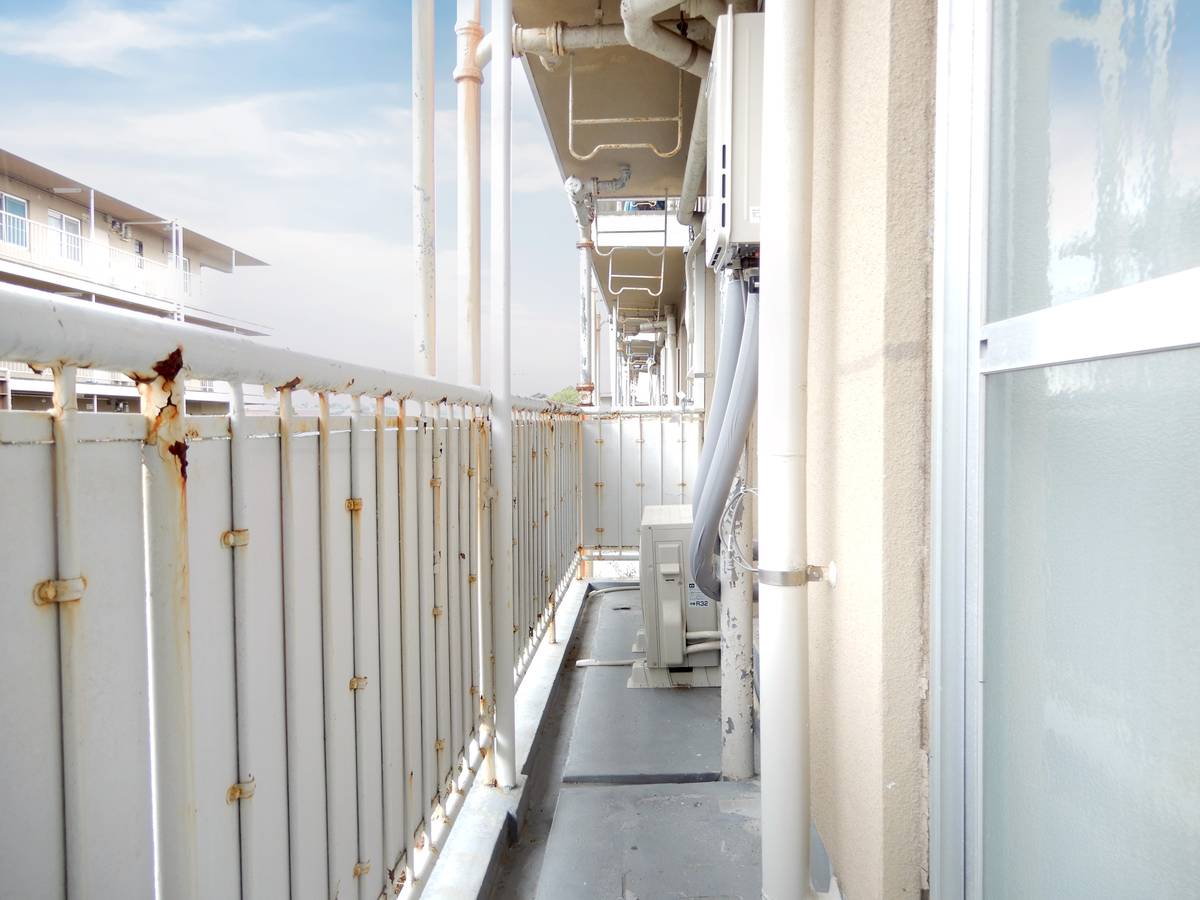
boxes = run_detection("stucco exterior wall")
[806,0,936,896]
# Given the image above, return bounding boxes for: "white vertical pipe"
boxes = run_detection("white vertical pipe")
[455,0,484,385]
[489,0,518,790]
[87,189,95,241]
[413,0,437,376]
[666,312,678,405]
[720,452,755,779]
[758,0,816,896]
[577,241,593,398]
[138,350,198,899]
[608,313,618,408]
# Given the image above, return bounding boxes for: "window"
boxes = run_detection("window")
[934,1,1200,897]
[48,210,82,262]
[1,192,28,248]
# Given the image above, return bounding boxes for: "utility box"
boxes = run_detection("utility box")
[638,505,719,673]
[705,11,764,271]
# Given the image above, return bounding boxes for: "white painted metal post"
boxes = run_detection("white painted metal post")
[413,0,437,376]
[475,414,496,786]
[720,452,755,780]
[399,411,425,876]
[50,366,86,897]
[455,0,484,385]
[138,348,198,900]
[317,393,358,896]
[227,384,261,893]
[376,396,408,881]
[489,0,518,789]
[758,0,817,896]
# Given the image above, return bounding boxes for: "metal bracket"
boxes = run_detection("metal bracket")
[226,778,256,804]
[220,529,249,548]
[432,606,444,618]
[345,497,364,512]
[33,576,86,605]
[568,55,683,160]
[758,563,838,589]
[353,861,371,878]
[349,675,369,691]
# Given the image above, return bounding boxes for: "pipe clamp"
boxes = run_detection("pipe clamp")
[758,563,837,589]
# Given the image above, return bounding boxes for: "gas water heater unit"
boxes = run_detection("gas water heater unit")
[705,11,764,272]
[631,505,721,689]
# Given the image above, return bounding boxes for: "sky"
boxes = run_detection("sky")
[0,0,581,396]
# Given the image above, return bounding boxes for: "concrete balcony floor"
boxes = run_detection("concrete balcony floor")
[487,584,763,900]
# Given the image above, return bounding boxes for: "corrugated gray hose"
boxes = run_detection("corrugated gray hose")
[689,281,758,600]
[692,276,745,518]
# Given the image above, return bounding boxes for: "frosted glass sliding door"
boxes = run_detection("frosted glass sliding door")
[981,350,1200,898]
[933,1,1200,897]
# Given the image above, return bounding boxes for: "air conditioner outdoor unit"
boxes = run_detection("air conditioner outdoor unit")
[629,504,721,689]
[705,11,764,272]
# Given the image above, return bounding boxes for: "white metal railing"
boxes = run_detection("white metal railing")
[0,209,191,304]
[0,284,582,900]
[512,407,582,680]
[582,409,704,552]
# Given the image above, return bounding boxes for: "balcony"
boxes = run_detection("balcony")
[0,209,193,312]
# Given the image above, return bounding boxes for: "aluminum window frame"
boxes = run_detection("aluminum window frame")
[932,1,1200,898]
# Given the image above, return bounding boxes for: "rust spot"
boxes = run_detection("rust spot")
[153,348,184,383]
[277,376,302,391]
[168,440,189,481]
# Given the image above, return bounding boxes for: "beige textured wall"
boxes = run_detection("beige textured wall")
[806,0,936,896]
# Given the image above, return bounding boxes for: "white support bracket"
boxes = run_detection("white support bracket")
[33,576,87,605]
[220,529,250,548]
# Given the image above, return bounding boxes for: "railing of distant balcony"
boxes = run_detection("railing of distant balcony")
[0,283,582,900]
[581,407,704,555]
[0,208,191,304]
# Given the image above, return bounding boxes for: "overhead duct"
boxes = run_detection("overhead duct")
[619,0,711,78]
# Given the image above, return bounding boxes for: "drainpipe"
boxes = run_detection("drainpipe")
[758,0,818,896]
[568,164,630,405]
[665,311,677,405]
[677,93,708,226]
[413,0,437,377]
[609,308,618,408]
[455,0,484,385]
[576,233,594,402]
[720,449,754,780]
[489,0,518,791]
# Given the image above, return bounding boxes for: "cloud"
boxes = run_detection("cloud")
[0,46,580,393]
[0,0,341,73]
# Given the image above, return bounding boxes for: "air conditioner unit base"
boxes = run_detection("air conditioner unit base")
[627,660,721,690]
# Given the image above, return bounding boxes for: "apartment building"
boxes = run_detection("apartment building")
[0,148,268,413]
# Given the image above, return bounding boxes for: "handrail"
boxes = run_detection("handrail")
[0,283,490,406]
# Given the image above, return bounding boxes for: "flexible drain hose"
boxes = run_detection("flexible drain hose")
[692,275,745,516]
[689,281,759,600]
